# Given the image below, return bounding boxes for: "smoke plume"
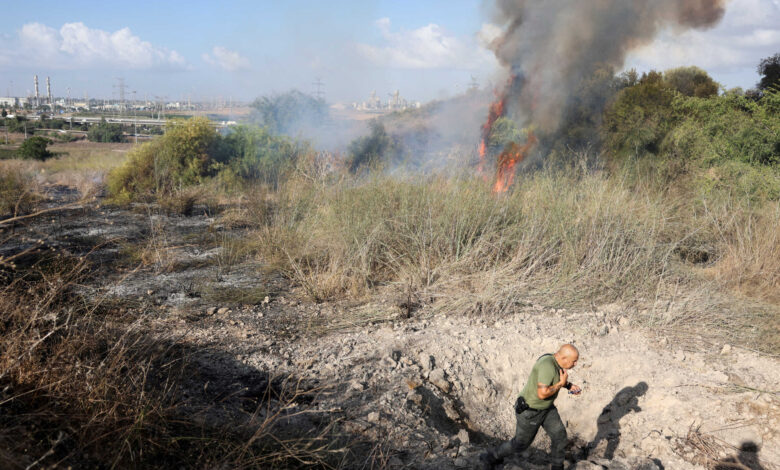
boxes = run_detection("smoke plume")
[487,0,728,133]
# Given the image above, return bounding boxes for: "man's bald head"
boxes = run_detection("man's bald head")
[554,344,579,369]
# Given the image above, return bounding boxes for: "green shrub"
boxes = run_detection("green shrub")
[604,72,779,175]
[603,71,676,158]
[107,117,223,202]
[87,118,124,143]
[221,125,303,187]
[16,136,53,161]
[663,92,779,167]
[345,121,402,172]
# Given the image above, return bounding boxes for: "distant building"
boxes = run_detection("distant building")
[0,97,25,107]
[351,90,421,113]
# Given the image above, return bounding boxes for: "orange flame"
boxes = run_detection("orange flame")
[478,75,538,192]
[478,95,506,176]
[493,131,537,193]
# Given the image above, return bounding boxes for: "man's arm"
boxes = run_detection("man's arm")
[537,368,568,399]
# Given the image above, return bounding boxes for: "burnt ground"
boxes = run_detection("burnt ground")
[2,186,778,470]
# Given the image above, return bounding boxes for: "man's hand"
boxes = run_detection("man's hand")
[569,384,582,395]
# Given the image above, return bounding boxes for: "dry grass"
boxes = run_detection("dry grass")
[674,423,779,470]
[247,164,779,352]
[0,224,355,468]
[0,170,38,217]
[703,200,780,303]
[254,169,678,305]
[0,141,132,200]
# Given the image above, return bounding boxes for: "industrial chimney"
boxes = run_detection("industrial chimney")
[34,75,40,108]
[46,77,53,110]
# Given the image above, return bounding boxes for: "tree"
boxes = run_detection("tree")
[249,90,328,135]
[602,71,676,157]
[1,109,7,118]
[87,118,124,142]
[346,121,399,172]
[757,53,780,91]
[664,66,719,98]
[17,136,53,160]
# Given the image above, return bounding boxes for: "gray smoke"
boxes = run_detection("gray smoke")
[488,0,728,132]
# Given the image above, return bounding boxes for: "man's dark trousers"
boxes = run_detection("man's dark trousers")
[490,405,567,468]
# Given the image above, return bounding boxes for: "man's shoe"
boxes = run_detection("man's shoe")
[550,464,564,470]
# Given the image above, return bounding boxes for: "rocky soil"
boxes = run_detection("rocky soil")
[5,186,778,469]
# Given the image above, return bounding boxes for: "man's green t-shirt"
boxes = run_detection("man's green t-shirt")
[520,354,562,410]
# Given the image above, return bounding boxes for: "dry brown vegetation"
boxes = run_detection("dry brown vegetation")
[1,125,778,467]
[0,244,359,468]
[240,161,779,353]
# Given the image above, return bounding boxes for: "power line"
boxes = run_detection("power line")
[312,77,325,100]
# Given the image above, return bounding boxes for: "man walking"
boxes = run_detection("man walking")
[480,344,582,470]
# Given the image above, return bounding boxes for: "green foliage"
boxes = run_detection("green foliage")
[555,65,625,151]
[664,66,719,98]
[604,70,779,202]
[17,136,53,161]
[664,92,779,167]
[7,116,28,133]
[108,119,306,203]
[345,121,401,172]
[87,118,124,143]
[220,125,303,187]
[757,52,780,91]
[107,117,222,202]
[603,71,676,157]
[249,90,328,135]
[487,117,523,152]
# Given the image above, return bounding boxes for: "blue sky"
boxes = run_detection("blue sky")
[1,0,778,104]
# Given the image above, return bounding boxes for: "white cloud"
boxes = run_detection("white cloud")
[12,22,186,69]
[357,18,496,70]
[202,46,251,71]
[625,0,780,86]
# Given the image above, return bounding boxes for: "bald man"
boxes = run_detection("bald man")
[479,344,582,470]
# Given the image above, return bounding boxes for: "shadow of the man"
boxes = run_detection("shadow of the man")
[714,441,766,470]
[585,381,648,460]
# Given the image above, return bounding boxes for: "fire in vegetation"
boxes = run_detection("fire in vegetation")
[478,74,538,193]
[478,92,506,177]
[478,0,728,192]
[494,131,537,193]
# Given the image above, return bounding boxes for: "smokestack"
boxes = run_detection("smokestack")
[486,0,728,134]
[34,75,39,108]
[46,76,52,110]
